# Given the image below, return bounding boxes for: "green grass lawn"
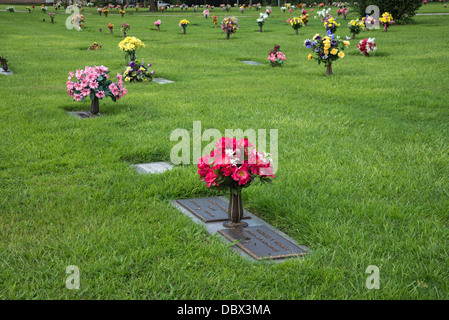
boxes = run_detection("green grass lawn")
[417,1,449,13]
[0,5,448,299]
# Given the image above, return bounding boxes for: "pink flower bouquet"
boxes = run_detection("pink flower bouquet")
[154,19,161,31]
[268,45,286,67]
[67,65,127,115]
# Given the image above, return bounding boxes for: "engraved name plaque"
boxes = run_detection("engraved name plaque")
[218,225,307,260]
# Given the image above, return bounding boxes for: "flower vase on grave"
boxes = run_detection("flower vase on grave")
[223,184,248,228]
[384,24,388,32]
[295,29,298,35]
[183,27,186,35]
[352,32,356,39]
[90,96,99,115]
[326,63,332,76]
[157,25,160,31]
[1,58,8,72]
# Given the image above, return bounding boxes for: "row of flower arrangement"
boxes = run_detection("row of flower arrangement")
[67,35,157,115]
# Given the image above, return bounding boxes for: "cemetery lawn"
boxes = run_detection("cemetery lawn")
[0,6,448,299]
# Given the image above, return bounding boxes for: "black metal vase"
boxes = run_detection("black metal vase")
[223,186,248,228]
[90,96,99,115]
[326,63,333,76]
[1,59,7,72]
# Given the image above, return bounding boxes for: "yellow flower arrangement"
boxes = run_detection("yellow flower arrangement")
[324,17,340,33]
[379,12,395,31]
[179,19,190,34]
[290,17,303,28]
[348,19,365,38]
[304,33,349,76]
[118,36,145,52]
[379,12,393,24]
[118,37,145,62]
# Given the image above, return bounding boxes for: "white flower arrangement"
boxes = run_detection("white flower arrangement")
[257,12,269,24]
[314,8,331,19]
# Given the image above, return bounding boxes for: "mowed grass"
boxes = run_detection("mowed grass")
[0,5,448,299]
[417,2,449,13]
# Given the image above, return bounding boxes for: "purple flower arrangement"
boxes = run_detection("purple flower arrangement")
[123,60,155,83]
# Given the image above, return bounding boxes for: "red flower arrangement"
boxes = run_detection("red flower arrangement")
[357,38,377,57]
[198,137,274,227]
[198,137,274,188]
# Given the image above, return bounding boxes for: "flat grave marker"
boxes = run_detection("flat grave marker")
[241,60,265,66]
[153,78,175,84]
[172,196,309,261]
[68,111,101,119]
[218,225,307,261]
[133,161,173,174]
[175,196,251,223]
[0,68,13,76]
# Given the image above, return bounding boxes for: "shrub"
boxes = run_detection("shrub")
[355,0,423,23]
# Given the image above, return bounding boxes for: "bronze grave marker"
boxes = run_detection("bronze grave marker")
[218,225,307,260]
[175,197,251,223]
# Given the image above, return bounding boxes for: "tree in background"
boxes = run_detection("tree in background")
[355,0,423,23]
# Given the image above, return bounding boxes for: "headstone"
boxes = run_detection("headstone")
[133,161,173,174]
[153,78,175,84]
[241,60,265,65]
